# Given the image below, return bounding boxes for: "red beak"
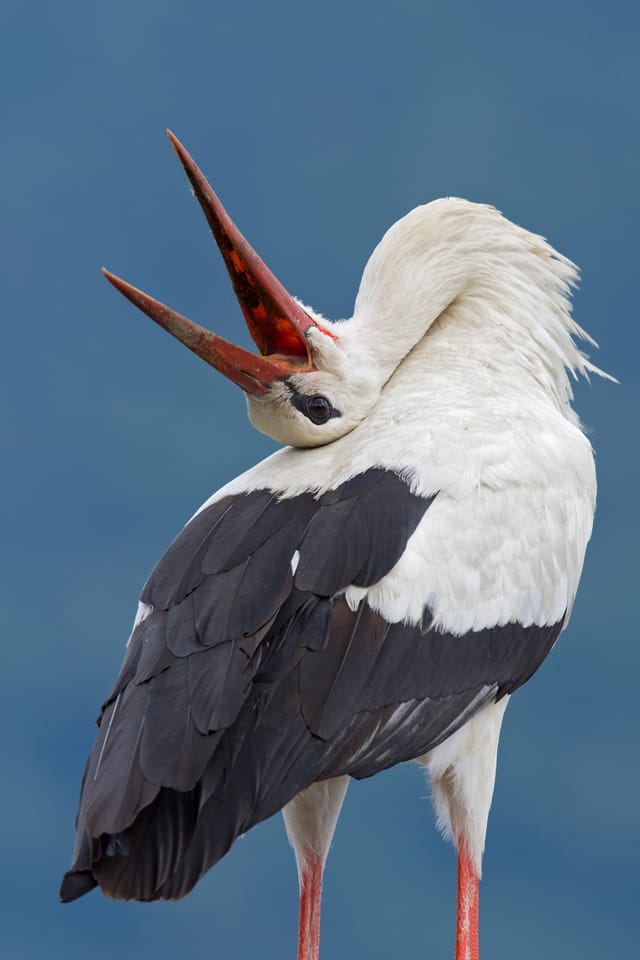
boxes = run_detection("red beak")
[103,131,322,396]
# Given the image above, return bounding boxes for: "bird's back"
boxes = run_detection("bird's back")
[61,374,594,902]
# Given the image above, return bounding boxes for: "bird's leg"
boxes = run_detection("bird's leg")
[296,853,324,960]
[283,777,349,960]
[455,842,480,960]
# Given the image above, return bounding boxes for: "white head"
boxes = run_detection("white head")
[247,196,609,443]
[106,137,609,450]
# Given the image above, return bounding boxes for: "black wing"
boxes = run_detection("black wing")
[60,468,561,903]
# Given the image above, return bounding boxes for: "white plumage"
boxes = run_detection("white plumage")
[61,135,608,960]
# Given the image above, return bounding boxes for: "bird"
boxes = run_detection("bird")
[60,131,607,960]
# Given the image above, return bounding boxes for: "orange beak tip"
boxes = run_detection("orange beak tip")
[102,268,126,294]
[166,130,191,172]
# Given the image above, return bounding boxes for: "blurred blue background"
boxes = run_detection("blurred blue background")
[2,1,637,957]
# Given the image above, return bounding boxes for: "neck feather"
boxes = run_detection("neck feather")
[350,201,607,415]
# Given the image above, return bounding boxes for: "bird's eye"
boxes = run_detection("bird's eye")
[304,395,333,425]
[288,386,340,424]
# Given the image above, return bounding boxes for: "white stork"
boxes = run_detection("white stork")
[60,132,605,960]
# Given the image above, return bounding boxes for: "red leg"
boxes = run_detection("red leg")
[455,843,480,960]
[296,853,324,960]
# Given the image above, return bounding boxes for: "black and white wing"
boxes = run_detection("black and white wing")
[60,468,562,903]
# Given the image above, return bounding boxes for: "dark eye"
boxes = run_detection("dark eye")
[287,385,341,424]
[304,395,333,425]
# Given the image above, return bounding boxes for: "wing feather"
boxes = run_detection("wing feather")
[60,468,561,905]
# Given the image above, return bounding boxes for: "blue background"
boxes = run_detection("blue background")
[2,2,638,958]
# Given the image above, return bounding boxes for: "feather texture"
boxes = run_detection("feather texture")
[60,469,562,903]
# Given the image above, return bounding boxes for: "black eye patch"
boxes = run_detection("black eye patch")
[288,388,342,425]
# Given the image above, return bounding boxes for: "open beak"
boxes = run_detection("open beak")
[102,131,322,397]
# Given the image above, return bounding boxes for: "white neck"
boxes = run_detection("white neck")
[347,198,605,416]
